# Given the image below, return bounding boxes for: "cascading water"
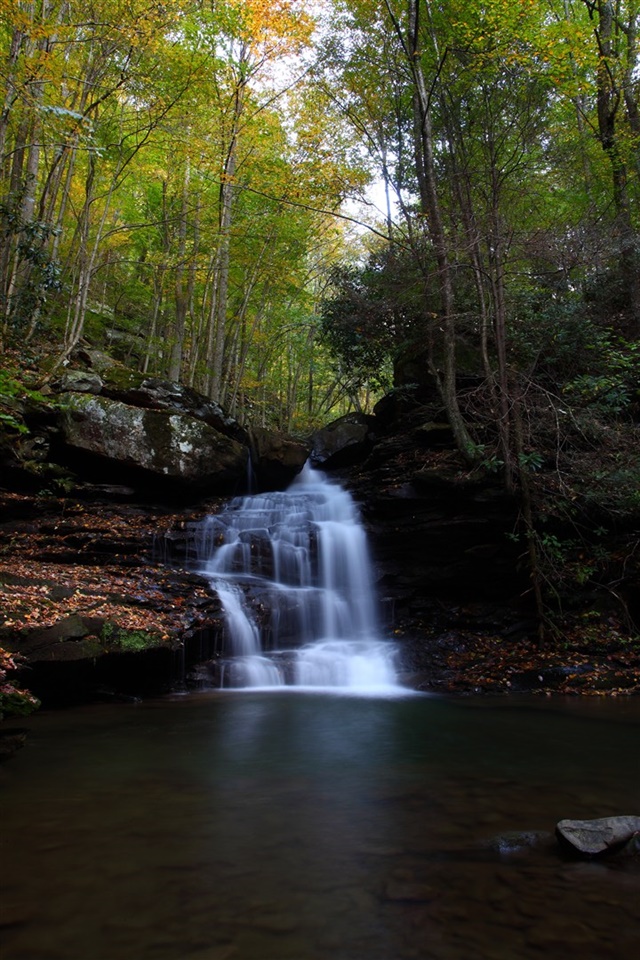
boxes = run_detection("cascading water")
[192,464,399,691]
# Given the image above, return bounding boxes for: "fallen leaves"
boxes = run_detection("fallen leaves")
[0,492,217,644]
[416,628,640,696]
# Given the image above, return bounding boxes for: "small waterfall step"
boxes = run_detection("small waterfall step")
[192,463,399,691]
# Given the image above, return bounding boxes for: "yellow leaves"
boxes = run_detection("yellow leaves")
[227,0,314,52]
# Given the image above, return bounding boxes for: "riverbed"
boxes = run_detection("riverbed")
[1,692,639,959]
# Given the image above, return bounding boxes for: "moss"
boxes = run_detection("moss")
[101,367,146,393]
[101,623,161,653]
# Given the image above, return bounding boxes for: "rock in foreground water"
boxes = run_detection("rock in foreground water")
[555,816,640,856]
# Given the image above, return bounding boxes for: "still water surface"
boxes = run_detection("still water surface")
[1,692,639,960]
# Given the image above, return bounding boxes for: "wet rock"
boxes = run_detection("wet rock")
[487,830,554,855]
[2,613,121,663]
[556,816,640,857]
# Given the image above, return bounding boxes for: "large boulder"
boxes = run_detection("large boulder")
[556,816,640,857]
[103,376,249,446]
[60,393,248,491]
[310,413,376,469]
[54,364,248,446]
[249,427,309,490]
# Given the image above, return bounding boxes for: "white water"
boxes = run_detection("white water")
[194,464,399,690]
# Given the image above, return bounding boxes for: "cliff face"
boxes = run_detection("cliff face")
[341,422,532,688]
[1,386,639,707]
[314,402,640,695]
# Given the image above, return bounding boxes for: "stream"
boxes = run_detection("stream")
[1,691,639,960]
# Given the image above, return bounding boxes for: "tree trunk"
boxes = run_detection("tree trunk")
[205,46,249,401]
[169,157,190,381]
[590,0,640,332]
[404,0,477,459]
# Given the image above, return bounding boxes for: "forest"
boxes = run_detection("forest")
[1,6,640,957]
[1,0,636,420]
[1,0,640,708]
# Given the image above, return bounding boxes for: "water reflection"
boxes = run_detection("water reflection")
[1,693,639,960]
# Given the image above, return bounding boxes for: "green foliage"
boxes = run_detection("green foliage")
[319,246,430,394]
[517,451,544,472]
[0,410,28,435]
[0,366,54,438]
[564,336,640,415]
[473,444,505,474]
[579,455,640,518]
[0,370,29,435]
[0,368,49,406]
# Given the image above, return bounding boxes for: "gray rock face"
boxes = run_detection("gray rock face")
[61,394,248,488]
[55,363,248,445]
[556,816,640,856]
[102,376,248,445]
[249,427,309,489]
[310,413,375,469]
[47,366,316,496]
[55,370,103,394]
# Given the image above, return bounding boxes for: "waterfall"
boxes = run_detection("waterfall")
[194,464,399,691]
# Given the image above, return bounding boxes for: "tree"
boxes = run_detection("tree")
[0,0,369,427]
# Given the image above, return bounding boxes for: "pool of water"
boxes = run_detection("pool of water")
[1,692,639,959]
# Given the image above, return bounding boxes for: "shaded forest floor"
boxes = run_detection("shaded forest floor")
[397,623,640,697]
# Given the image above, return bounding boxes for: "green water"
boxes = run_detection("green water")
[1,692,639,959]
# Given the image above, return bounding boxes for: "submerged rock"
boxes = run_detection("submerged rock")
[555,816,640,857]
[487,830,554,855]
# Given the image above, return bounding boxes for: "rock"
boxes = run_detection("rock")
[0,729,28,763]
[16,434,50,462]
[59,393,248,492]
[555,816,640,857]
[487,830,554,854]
[310,413,376,469]
[71,346,119,374]
[54,369,103,394]
[52,363,249,446]
[414,420,454,446]
[249,427,309,490]
[101,373,248,445]
[3,614,107,661]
